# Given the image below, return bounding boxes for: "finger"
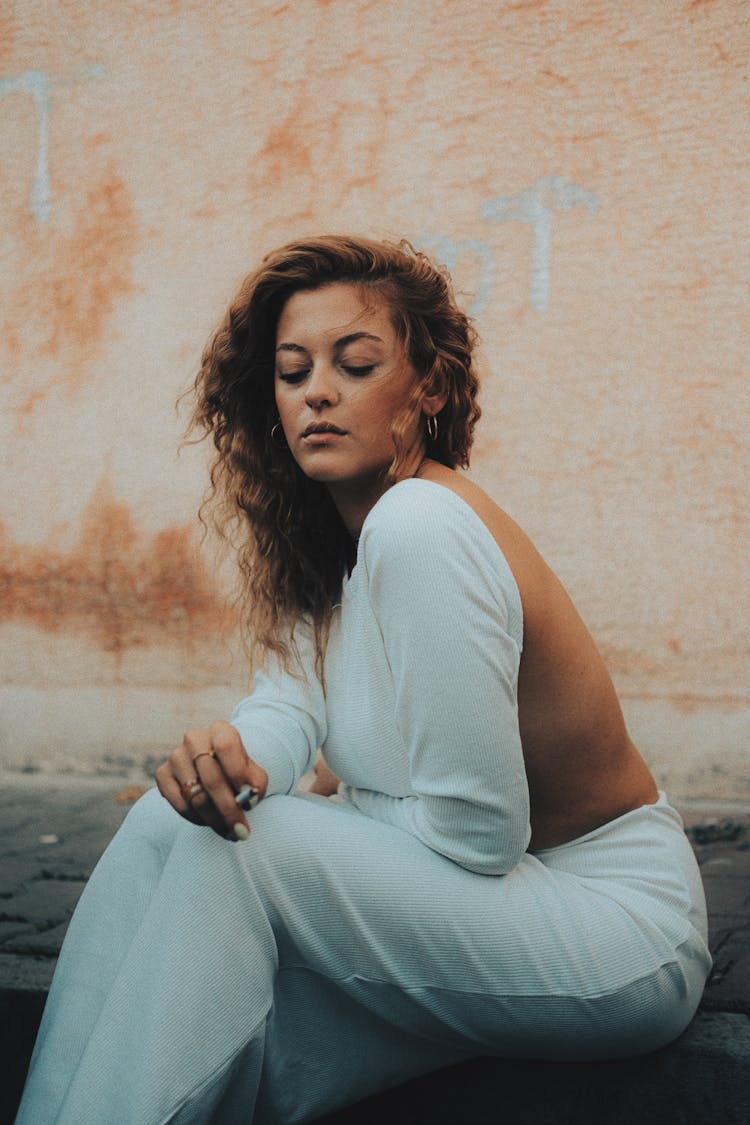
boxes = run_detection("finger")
[182,724,251,841]
[207,721,269,797]
[179,777,235,838]
[189,750,252,839]
[155,760,202,826]
[177,732,235,838]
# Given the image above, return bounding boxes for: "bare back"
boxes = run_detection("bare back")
[417,462,659,850]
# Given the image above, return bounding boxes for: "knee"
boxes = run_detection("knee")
[247,793,310,856]
[243,794,343,886]
[119,785,182,849]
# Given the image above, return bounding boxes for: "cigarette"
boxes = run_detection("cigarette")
[235,784,260,812]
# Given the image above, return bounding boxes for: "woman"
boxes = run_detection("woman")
[16,236,711,1124]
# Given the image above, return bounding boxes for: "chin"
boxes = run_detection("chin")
[294,460,348,484]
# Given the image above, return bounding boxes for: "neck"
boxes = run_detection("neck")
[330,449,431,540]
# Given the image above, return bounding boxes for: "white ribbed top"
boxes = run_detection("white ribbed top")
[231,479,531,874]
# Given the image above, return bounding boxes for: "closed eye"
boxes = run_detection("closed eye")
[277,370,309,384]
[342,365,375,377]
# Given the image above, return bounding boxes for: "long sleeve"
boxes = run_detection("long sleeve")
[345,481,531,875]
[230,621,327,796]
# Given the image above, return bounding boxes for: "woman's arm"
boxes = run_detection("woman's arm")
[156,621,327,838]
[352,482,531,875]
[229,627,327,797]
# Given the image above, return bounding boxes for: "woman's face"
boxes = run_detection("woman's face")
[274,282,425,532]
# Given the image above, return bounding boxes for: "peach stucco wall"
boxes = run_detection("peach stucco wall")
[1,1,748,798]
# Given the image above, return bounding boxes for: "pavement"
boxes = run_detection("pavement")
[1,773,749,1124]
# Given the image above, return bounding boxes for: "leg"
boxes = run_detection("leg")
[18,791,463,1125]
[17,790,276,1124]
[241,794,707,1121]
[17,790,707,1125]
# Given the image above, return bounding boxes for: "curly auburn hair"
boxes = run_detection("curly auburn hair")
[187,234,481,678]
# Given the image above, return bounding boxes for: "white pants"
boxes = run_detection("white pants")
[16,789,710,1124]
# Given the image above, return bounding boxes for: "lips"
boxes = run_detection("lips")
[302,422,347,437]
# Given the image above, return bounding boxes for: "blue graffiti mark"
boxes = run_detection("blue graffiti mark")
[418,235,496,317]
[482,176,599,311]
[0,70,53,221]
[0,64,105,222]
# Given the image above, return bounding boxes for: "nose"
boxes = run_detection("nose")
[304,362,339,409]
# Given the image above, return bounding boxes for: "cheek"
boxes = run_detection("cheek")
[357,393,398,438]
[374,379,419,430]
[274,386,293,421]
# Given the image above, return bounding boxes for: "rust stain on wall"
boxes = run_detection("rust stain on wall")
[87,131,113,150]
[0,481,233,652]
[670,694,748,715]
[0,12,18,63]
[540,69,575,89]
[503,0,550,15]
[618,692,749,715]
[600,646,664,681]
[6,168,138,419]
[253,102,315,188]
[251,48,388,218]
[41,173,137,371]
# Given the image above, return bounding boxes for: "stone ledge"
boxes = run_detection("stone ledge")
[316,1011,750,1124]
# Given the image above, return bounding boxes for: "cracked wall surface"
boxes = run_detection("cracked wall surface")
[1,1,748,797]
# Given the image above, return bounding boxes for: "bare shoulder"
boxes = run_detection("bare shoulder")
[416,464,592,648]
[415,464,658,841]
[415,463,593,654]
[415,462,550,600]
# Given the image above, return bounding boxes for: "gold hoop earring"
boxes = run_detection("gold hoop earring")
[271,421,287,448]
[426,414,439,442]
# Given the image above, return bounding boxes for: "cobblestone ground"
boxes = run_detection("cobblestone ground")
[0,775,143,989]
[681,806,750,1016]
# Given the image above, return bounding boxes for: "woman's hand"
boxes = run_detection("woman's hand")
[155,721,268,841]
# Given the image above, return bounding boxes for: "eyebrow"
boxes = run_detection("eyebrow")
[275,331,385,354]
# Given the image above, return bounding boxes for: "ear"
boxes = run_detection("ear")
[421,369,449,419]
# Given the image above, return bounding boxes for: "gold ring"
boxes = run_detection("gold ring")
[192,751,216,767]
[180,778,205,803]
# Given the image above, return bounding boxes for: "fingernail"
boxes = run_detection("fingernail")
[232,822,250,841]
